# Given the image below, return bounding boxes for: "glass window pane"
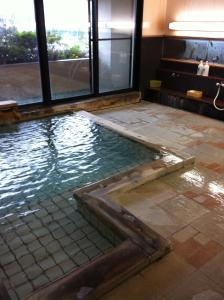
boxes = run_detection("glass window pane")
[43,0,91,100]
[99,40,131,93]
[0,0,43,105]
[98,0,135,39]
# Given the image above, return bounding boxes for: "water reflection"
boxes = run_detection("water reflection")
[208,181,224,204]
[0,113,161,217]
[181,170,205,188]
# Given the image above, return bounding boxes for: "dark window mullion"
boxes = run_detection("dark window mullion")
[129,38,133,87]
[88,0,93,93]
[92,0,99,95]
[132,0,144,90]
[33,0,51,104]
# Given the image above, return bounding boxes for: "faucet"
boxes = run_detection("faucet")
[213,82,224,111]
[216,82,224,87]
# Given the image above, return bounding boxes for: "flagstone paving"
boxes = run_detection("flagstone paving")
[96,102,224,300]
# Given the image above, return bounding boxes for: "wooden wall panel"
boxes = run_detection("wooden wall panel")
[140,37,163,97]
[142,0,167,36]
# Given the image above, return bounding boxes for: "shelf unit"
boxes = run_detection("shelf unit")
[160,58,224,70]
[149,87,224,108]
[159,67,224,82]
[159,57,224,100]
[145,57,224,121]
[160,58,224,79]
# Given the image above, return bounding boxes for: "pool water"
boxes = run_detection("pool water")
[0,113,161,299]
[0,113,161,213]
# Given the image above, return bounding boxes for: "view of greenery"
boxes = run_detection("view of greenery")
[0,18,87,64]
[46,31,87,61]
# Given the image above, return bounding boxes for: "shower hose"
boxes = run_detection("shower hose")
[213,83,224,111]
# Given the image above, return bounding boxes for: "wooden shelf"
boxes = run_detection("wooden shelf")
[159,68,224,82]
[161,58,224,70]
[148,87,224,108]
[149,57,224,118]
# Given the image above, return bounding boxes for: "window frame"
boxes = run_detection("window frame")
[21,0,143,107]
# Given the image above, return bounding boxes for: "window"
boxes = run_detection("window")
[0,0,142,105]
[43,0,92,100]
[0,0,42,104]
[98,0,135,92]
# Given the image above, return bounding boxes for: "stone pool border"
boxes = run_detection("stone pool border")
[0,92,141,125]
[26,111,195,300]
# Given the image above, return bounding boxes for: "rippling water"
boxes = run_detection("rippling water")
[0,113,161,216]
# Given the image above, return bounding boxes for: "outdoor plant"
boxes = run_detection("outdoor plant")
[0,19,87,64]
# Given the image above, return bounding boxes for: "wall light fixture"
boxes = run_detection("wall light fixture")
[169,21,224,32]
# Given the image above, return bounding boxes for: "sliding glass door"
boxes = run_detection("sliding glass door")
[43,0,92,100]
[98,0,135,92]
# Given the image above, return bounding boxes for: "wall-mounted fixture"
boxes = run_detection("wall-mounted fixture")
[213,82,224,111]
[169,21,224,32]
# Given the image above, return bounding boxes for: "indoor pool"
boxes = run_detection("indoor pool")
[0,112,162,299]
[0,113,161,212]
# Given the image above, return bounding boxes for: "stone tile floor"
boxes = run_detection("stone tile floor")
[0,190,116,300]
[95,102,224,300]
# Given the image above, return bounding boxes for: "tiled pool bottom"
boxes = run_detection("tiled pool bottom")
[0,113,162,299]
[0,189,120,300]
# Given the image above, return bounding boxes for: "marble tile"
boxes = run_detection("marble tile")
[193,233,211,246]
[141,252,195,296]
[97,102,224,300]
[200,251,224,289]
[181,240,223,269]
[113,181,176,212]
[159,195,209,225]
[134,205,185,238]
[192,211,224,246]
[100,273,166,300]
[166,272,224,300]
[173,226,198,243]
